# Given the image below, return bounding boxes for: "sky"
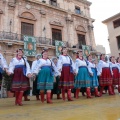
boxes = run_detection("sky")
[88,0,120,54]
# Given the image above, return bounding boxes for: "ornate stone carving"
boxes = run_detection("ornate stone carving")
[26,4,31,10]
[8,2,16,7]
[76,25,86,32]
[66,14,73,22]
[0,9,3,14]
[19,12,36,21]
[40,9,46,15]
[50,19,63,27]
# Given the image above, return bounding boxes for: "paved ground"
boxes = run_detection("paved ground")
[0,93,120,120]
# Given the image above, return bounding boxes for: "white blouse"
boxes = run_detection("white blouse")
[97,60,111,75]
[33,58,60,76]
[87,61,96,75]
[57,55,75,72]
[110,62,120,74]
[75,58,87,74]
[0,53,8,69]
[8,57,31,76]
[31,60,40,73]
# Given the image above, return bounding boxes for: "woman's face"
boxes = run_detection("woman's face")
[42,51,48,59]
[78,51,83,57]
[88,55,92,61]
[53,59,57,65]
[62,48,67,55]
[101,54,105,60]
[17,50,23,58]
[118,58,120,63]
[111,56,115,62]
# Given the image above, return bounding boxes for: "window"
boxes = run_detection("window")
[21,22,34,36]
[50,0,57,6]
[117,35,120,49]
[52,28,62,41]
[113,18,120,28]
[78,34,86,49]
[75,6,81,14]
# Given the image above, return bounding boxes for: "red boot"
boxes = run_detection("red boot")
[18,92,24,106]
[94,88,100,97]
[67,89,73,101]
[36,95,40,100]
[41,92,44,103]
[75,89,80,99]
[99,86,104,96]
[86,88,92,98]
[112,86,115,95]
[24,95,30,101]
[118,86,120,93]
[51,92,53,99]
[108,86,114,95]
[47,92,53,104]
[15,91,19,105]
[57,94,62,99]
[62,89,66,101]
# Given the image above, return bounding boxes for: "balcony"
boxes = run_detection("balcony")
[0,31,69,47]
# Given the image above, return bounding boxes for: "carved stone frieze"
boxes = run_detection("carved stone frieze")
[0,9,3,14]
[50,19,63,27]
[76,25,86,32]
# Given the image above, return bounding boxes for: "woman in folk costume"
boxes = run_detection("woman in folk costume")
[97,54,113,96]
[51,57,61,99]
[0,51,8,79]
[57,46,76,101]
[74,50,92,99]
[32,48,60,104]
[8,48,32,106]
[110,56,120,94]
[87,55,100,97]
[31,54,41,100]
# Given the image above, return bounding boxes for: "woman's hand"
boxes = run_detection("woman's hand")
[27,73,32,78]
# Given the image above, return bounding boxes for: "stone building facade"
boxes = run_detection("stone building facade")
[103,13,120,58]
[0,0,96,64]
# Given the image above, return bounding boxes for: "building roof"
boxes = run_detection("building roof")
[102,12,120,24]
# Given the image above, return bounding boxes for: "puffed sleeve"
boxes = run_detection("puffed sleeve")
[75,59,79,74]
[57,55,63,71]
[31,61,36,73]
[109,62,113,75]
[69,56,76,73]
[8,58,15,73]
[87,62,93,75]
[0,54,8,69]
[25,59,31,76]
[51,61,61,77]
[97,61,102,76]
[32,60,42,74]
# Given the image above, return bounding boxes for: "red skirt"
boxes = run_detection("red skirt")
[11,67,30,91]
[99,67,113,86]
[59,66,74,89]
[112,68,120,85]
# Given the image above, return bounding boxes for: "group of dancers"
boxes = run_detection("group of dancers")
[0,46,120,106]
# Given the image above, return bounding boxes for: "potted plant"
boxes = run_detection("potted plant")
[2,72,14,98]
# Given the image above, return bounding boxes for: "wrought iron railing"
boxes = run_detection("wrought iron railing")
[0,31,69,47]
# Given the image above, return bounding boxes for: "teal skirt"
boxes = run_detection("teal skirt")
[75,66,90,88]
[89,68,99,87]
[37,67,54,90]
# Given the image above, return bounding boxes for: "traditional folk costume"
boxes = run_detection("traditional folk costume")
[57,55,75,101]
[87,61,100,97]
[110,62,120,93]
[74,58,92,98]
[31,57,40,100]
[97,60,113,96]
[33,58,60,103]
[51,57,61,99]
[0,53,8,80]
[9,57,31,105]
